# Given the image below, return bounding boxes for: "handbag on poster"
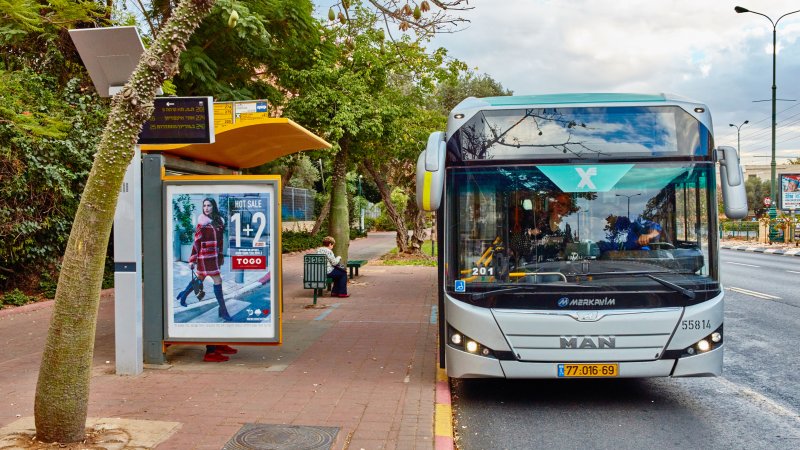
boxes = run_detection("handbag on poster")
[191,268,205,300]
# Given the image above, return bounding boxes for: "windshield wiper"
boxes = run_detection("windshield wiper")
[645,274,696,299]
[469,286,534,300]
[580,270,697,299]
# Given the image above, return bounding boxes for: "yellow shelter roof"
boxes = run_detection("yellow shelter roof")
[140,117,331,169]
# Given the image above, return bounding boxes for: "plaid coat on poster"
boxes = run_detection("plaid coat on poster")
[189,214,224,277]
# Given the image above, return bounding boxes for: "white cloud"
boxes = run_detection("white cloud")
[428,0,800,163]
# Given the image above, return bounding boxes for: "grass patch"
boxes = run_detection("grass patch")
[380,241,437,267]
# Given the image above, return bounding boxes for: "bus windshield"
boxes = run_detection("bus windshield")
[447,162,719,302]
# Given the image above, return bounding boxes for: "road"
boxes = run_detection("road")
[451,249,800,450]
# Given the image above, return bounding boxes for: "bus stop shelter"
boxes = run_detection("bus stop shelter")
[115,116,330,373]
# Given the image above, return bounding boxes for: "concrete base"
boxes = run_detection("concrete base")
[0,417,181,449]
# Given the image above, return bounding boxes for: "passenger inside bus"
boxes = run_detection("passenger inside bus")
[509,192,575,265]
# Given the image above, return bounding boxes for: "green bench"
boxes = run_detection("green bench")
[347,260,367,279]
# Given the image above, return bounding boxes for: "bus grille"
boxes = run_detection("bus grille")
[492,308,682,362]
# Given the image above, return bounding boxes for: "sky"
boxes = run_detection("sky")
[418,0,800,166]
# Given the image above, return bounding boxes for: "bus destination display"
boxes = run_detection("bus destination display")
[138,96,215,145]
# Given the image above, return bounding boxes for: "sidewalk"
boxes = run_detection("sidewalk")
[0,232,442,449]
[720,239,800,257]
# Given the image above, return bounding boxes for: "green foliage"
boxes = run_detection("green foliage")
[1,288,33,306]
[102,252,114,290]
[0,70,108,285]
[162,0,321,104]
[281,230,324,253]
[38,269,58,299]
[432,71,512,114]
[745,176,771,217]
[350,228,367,240]
[0,0,109,84]
[172,194,196,244]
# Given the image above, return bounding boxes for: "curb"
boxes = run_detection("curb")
[0,299,54,318]
[434,367,454,450]
[722,245,800,256]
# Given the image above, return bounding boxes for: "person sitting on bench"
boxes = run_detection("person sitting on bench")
[317,236,350,298]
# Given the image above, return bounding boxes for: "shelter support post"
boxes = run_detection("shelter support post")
[113,146,144,375]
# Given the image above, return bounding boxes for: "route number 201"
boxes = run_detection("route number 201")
[471,266,494,276]
[681,319,711,330]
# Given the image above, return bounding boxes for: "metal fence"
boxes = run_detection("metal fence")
[721,220,760,241]
[282,187,315,221]
[721,217,800,242]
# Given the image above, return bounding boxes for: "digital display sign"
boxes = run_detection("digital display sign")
[138,96,215,144]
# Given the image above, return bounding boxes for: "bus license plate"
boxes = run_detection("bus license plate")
[558,363,618,378]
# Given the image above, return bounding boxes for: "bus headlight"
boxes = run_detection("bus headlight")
[447,325,496,358]
[684,325,723,357]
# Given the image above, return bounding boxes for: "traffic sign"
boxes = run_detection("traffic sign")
[138,96,215,144]
[764,197,772,207]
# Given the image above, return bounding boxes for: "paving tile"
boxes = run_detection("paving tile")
[0,233,441,449]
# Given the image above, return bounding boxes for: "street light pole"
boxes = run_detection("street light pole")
[358,174,364,232]
[729,120,749,156]
[736,6,800,241]
[615,193,641,218]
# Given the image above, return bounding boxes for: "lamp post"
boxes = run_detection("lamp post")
[615,193,641,218]
[358,174,364,232]
[735,5,800,242]
[729,120,749,156]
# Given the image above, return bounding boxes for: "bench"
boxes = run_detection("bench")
[347,260,367,279]
[303,254,331,304]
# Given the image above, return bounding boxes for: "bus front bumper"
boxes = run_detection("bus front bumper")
[445,344,722,379]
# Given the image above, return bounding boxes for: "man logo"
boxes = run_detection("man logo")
[558,297,570,308]
[560,336,616,349]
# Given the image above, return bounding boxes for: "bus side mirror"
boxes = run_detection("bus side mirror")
[717,146,748,219]
[416,131,446,211]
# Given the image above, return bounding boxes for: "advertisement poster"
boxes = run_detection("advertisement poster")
[165,180,280,342]
[781,174,800,210]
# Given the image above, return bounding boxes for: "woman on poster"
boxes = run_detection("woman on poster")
[176,197,233,321]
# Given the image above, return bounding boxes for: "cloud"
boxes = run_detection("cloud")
[429,0,800,162]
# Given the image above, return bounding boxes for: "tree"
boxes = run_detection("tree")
[746,175,771,217]
[284,4,463,256]
[0,1,113,289]
[433,71,513,113]
[329,0,471,36]
[33,0,217,443]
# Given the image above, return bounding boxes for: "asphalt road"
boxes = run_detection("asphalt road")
[451,249,800,450]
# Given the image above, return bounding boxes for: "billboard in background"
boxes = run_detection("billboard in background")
[781,174,800,210]
[164,178,281,343]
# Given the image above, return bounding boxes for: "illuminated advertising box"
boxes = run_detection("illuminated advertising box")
[163,176,281,343]
[781,174,800,210]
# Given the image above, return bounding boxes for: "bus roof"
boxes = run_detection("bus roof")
[475,93,670,107]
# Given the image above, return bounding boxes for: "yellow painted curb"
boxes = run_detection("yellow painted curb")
[435,403,453,438]
[437,367,448,382]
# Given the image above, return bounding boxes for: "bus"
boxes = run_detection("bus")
[416,93,747,379]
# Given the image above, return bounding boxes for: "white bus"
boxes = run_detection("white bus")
[416,94,747,378]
